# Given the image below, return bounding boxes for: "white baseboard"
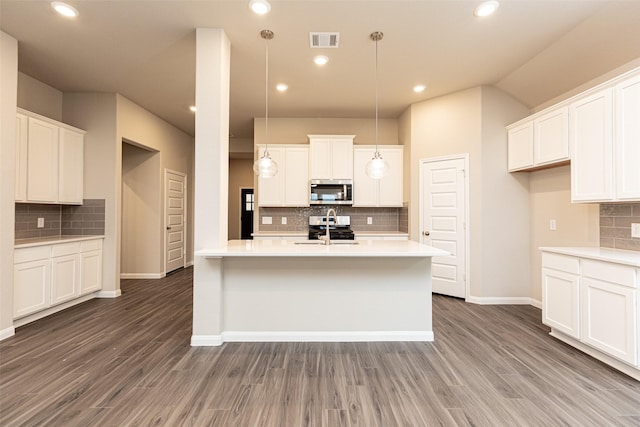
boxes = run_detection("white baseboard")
[191,334,223,346]
[0,326,15,341]
[95,289,122,298]
[220,330,435,343]
[120,273,165,279]
[466,296,541,308]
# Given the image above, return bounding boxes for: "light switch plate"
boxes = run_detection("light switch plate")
[262,216,272,225]
[632,223,640,238]
[367,217,373,225]
[549,219,557,231]
[37,217,44,228]
[281,217,287,225]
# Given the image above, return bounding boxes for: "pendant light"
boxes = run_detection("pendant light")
[365,31,389,180]
[253,29,278,178]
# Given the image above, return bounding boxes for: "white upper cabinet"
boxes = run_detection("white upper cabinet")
[17,109,85,205]
[570,88,614,203]
[27,116,60,202]
[615,73,640,200]
[308,135,354,180]
[353,146,403,207]
[507,106,569,172]
[257,144,309,207]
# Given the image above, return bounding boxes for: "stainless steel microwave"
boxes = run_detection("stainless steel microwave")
[310,179,353,205]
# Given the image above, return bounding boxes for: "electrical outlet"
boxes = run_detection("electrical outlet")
[632,223,640,238]
[549,219,557,231]
[37,217,45,228]
[367,217,373,225]
[281,217,287,225]
[262,216,272,225]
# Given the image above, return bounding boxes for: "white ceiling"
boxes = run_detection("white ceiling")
[2,1,640,139]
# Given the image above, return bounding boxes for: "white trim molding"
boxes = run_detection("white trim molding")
[191,334,223,346]
[95,290,122,298]
[467,296,541,308]
[120,273,165,279]
[220,330,434,343]
[0,326,15,341]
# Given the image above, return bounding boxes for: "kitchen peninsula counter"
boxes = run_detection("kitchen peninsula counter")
[192,239,448,346]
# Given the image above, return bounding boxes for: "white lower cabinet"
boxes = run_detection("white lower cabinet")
[541,249,639,377]
[14,247,51,318]
[13,238,103,320]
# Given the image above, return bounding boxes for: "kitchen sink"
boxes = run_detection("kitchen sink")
[293,240,359,245]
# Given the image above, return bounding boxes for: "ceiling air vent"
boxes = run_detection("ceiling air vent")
[309,32,339,48]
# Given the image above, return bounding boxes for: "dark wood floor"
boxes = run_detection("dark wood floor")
[1,267,639,426]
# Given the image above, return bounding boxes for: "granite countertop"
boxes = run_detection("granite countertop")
[15,235,105,249]
[196,239,448,258]
[540,246,640,267]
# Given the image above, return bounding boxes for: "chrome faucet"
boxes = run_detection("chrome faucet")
[321,208,337,245]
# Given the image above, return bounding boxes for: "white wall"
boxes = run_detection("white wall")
[17,72,63,121]
[0,32,18,339]
[406,86,533,301]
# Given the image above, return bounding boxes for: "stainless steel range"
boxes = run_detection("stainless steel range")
[308,215,355,240]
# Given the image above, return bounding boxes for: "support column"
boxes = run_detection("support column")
[192,28,230,346]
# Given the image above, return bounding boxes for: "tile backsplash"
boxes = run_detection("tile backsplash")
[258,205,408,233]
[15,199,105,239]
[600,203,640,252]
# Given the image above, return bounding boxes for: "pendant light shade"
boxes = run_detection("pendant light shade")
[253,29,278,178]
[365,31,389,180]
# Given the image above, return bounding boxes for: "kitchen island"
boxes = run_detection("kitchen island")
[192,239,448,346]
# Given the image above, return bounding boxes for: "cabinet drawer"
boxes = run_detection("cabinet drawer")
[14,246,50,264]
[541,252,580,274]
[52,242,81,257]
[582,259,636,288]
[81,239,102,252]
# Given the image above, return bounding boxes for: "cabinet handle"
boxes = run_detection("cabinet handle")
[423,231,430,236]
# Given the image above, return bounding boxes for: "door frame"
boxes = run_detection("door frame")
[239,186,254,239]
[419,154,470,300]
[164,168,187,275]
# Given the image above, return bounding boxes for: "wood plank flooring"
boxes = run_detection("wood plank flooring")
[1,266,639,426]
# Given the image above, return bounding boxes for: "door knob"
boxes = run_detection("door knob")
[167,226,172,230]
[423,231,430,236]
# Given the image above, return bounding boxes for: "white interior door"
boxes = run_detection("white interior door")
[421,156,468,298]
[165,170,186,273]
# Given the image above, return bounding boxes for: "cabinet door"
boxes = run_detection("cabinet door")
[27,117,59,202]
[570,89,613,202]
[81,250,103,294]
[535,107,569,166]
[14,259,51,318]
[51,254,81,305]
[284,146,309,206]
[507,121,534,171]
[309,139,332,180]
[331,138,354,179]
[542,268,580,339]
[15,114,28,201]
[257,146,284,207]
[378,147,403,207]
[615,74,640,200]
[58,128,84,204]
[353,148,378,206]
[581,277,637,365]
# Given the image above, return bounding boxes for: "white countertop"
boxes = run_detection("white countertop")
[197,239,448,258]
[15,235,105,249]
[540,246,640,267]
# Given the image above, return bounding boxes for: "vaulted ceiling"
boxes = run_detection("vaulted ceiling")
[2,1,640,138]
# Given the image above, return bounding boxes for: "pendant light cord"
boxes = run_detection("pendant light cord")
[375,35,379,155]
[265,35,269,156]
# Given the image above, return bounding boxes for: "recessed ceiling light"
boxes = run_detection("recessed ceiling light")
[249,0,271,15]
[276,83,288,92]
[313,55,329,66]
[474,1,499,17]
[413,85,426,93]
[189,106,197,112]
[51,1,78,17]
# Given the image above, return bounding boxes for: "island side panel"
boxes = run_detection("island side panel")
[221,256,433,341]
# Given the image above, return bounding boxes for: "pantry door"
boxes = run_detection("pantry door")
[165,169,186,274]
[420,155,468,299]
